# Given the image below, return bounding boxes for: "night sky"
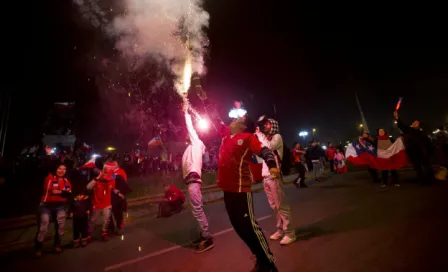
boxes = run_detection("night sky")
[4,1,448,157]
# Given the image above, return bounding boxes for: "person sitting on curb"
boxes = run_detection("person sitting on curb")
[158,184,185,218]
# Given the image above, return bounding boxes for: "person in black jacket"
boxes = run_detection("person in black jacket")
[306,140,323,182]
[69,191,92,248]
[393,111,434,183]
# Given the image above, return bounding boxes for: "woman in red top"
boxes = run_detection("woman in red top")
[35,163,72,257]
[292,142,307,188]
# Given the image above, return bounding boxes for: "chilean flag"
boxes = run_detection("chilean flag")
[80,157,96,169]
[148,136,163,148]
[345,137,408,170]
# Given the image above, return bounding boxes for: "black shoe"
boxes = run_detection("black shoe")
[195,237,214,253]
[299,182,308,188]
[191,236,205,246]
[250,262,278,272]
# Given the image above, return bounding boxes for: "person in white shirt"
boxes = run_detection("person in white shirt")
[182,102,214,253]
[255,115,296,245]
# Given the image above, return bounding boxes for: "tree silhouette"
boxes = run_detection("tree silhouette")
[94,54,183,150]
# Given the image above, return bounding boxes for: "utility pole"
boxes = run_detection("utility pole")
[0,95,11,157]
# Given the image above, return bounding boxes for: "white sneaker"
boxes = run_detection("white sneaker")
[394,184,401,187]
[269,231,284,240]
[380,184,387,188]
[280,235,296,245]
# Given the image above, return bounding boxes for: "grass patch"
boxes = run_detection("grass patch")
[126,171,217,199]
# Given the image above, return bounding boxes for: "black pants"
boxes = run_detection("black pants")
[382,170,399,185]
[73,216,88,240]
[294,162,306,183]
[368,168,379,182]
[329,160,334,172]
[408,152,434,183]
[111,197,127,230]
[223,191,276,268]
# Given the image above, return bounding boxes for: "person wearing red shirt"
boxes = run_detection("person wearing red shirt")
[35,163,72,257]
[292,142,307,187]
[326,142,337,173]
[87,162,124,241]
[158,184,185,217]
[197,86,279,271]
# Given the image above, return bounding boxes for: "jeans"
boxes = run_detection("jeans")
[312,160,322,179]
[35,203,66,249]
[263,175,294,236]
[188,182,212,239]
[88,206,112,235]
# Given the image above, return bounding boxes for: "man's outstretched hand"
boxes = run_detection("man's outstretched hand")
[393,111,399,120]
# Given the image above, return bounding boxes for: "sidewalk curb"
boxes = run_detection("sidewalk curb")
[0,182,271,254]
[0,184,228,232]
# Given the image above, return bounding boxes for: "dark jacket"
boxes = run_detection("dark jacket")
[396,118,432,157]
[69,197,92,218]
[306,146,321,161]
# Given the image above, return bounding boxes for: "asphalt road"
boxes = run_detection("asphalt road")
[1,170,447,272]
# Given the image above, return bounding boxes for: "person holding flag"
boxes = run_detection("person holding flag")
[181,101,214,253]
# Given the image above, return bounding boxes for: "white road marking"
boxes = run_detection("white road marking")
[104,214,272,271]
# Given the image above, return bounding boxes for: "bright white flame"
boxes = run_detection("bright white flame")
[299,131,308,137]
[182,52,192,95]
[138,246,142,252]
[229,108,247,118]
[433,129,440,134]
[197,118,209,130]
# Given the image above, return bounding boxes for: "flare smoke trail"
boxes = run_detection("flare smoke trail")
[356,92,370,133]
[74,0,209,95]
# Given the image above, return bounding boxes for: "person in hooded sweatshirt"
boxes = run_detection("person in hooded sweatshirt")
[394,111,434,183]
[181,101,214,253]
[255,115,296,245]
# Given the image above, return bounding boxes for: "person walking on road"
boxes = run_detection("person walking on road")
[292,142,307,188]
[326,142,337,173]
[181,101,214,253]
[256,116,296,245]
[35,163,72,257]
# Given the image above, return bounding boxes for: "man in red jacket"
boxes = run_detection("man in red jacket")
[194,77,279,271]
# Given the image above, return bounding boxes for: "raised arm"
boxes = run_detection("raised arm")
[184,110,201,145]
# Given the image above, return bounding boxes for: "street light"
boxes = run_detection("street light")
[299,131,308,139]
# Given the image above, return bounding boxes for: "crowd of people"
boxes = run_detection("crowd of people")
[29,80,448,272]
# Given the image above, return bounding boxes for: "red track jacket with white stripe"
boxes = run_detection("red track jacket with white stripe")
[217,125,277,193]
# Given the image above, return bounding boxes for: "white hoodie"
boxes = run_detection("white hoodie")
[255,132,283,177]
[182,112,205,179]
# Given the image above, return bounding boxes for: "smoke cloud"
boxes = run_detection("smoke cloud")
[74,0,209,92]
